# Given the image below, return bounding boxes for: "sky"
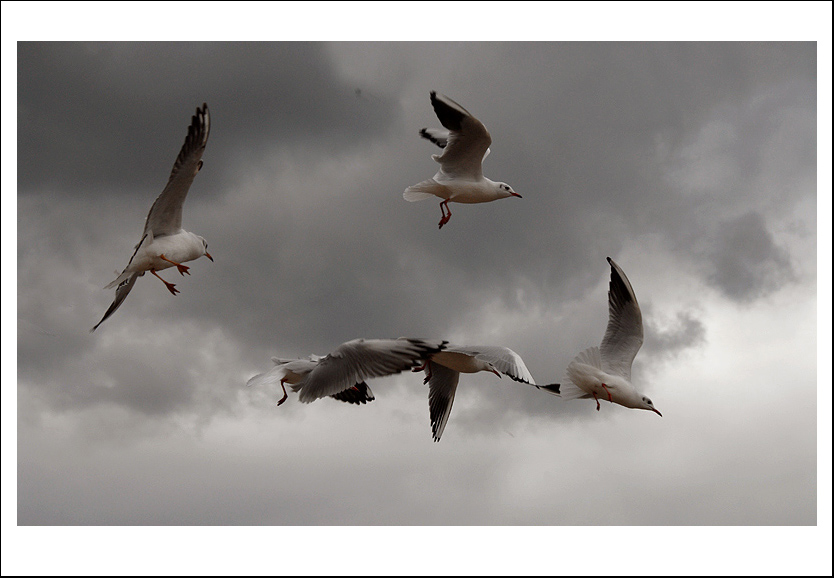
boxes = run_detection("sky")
[4,3,832,576]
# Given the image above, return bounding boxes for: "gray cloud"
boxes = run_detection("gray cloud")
[18,42,399,195]
[706,211,796,301]
[643,310,707,359]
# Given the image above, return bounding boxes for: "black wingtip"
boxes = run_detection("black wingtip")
[428,91,466,132]
[419,128,448,149]
[330,382,375,405]
[536,383,561,395]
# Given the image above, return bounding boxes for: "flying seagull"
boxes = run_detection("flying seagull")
[246,338,448,407]
[91,103,213,332]
[538,257,662,417]
[404,91,521,229]
[251,355,378,406]
[414,344,539,441]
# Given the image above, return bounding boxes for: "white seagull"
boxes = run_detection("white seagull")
[414,344,539,441]
[539,257,662,416]
[247,338,448,407]
[404,91,521,229]
[91,103,213,332]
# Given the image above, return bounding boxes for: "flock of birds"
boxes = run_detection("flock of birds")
[91,93,661,441]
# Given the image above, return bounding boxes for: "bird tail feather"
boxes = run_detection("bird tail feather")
[104,270,132,289]
[560,346,601,400]
[246,365,286,388]
[403,180,437,202]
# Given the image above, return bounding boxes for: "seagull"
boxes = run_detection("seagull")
[246,338,448,407]
[250,356,378,405]
[413,344,539,441]
[91,104,213,332]
[404,91,521,229]
[538,257,662,417]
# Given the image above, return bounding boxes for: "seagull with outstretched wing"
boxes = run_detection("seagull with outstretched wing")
[414,344,539,441]
[247,338,448,407]
[545,257,662,417]
[92,103,213,332]
[404,91,521,229]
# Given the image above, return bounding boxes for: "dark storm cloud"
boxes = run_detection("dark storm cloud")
[706,211,796,301]
[417,42,817,301]
[17,41,813,404]
[17,42,399,194]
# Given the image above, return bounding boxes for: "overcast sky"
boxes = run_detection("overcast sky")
[4,3,832,576]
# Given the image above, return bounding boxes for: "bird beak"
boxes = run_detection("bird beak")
[511,192,522,198]
[205,252,214,262]
[652,408,662,417]
[491,368,502,378]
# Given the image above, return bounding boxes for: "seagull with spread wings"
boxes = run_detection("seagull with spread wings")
[91,103,213,332]
[414,344,539,441]
[538,257,662,417]
[404,91,521,229]
[247,338,448,407]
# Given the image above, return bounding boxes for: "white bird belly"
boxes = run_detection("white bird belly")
[567,362,635,405]
[431,351,486,373]
[129,233,203,273]
[433,174,493,203]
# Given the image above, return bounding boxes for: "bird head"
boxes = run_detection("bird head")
[198,236,213,262]
[497,182,521,199]
[640,395,662,417]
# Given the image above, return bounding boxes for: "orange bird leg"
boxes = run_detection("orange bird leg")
[602,383,613,402]
[419,361,434,384]
[438,199,452,229]
[593,392,601,411]
[159,254,191,276]
[411,360,433,383]
[151,269,179,295]
[276,379,289,407]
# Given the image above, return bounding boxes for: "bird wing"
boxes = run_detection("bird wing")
[600,257,644,381]
[295,338,446,403]
[104,232,153,289]
[426,91,491,181]
[445,344,537,385]
[419,127,491,161]
[425,360,460,442]
[90,272,140,332]
[142,103,210,238]
[419,128,448,149]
